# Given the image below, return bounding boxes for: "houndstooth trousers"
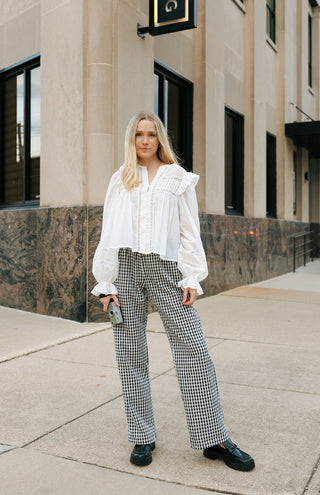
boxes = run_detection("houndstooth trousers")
[112,248,229,449]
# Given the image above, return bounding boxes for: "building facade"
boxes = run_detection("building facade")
[0,0,319,321]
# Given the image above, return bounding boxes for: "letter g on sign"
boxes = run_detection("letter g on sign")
[165,0,178,13]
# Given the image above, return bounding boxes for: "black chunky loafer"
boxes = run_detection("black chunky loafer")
[204,439,255,472]
[130,442,155,466]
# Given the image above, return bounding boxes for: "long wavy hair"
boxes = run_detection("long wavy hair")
[121,111,179,190]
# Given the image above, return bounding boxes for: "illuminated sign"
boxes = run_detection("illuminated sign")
[138,0,197,38]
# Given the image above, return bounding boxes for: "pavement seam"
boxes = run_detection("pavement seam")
[218,380,320,396]
[221,293,320,305]
[27,354,118,369]
[302,453,320,495]
[21,393,124,449]
[0,327,111,364]
[147,330,318,351]
[24,450,246,495]
[20,368,176,450]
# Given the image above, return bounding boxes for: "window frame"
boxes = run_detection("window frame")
[224,106,244,216]
[0,54,40,209]
[266,0,276,44]
[154,60,193,171]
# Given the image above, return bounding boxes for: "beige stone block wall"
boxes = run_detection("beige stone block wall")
[0,25,4,69]
[155,30,193,81]
[0,2,40,69]
[192,0,206,210]
[276,0,292,221]
[224,0,245,115]
[244,0,267,219]
[203,0,225,215]
[40,0,85,207]
[114,0,154,171]
[86,0,114,206]
[0,0,39,24]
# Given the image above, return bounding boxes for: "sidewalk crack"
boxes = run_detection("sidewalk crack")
[302,453,320,495]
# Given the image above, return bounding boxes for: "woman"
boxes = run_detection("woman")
[92,111,254,471]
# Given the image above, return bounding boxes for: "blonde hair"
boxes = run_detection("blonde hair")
[121,111,179,190]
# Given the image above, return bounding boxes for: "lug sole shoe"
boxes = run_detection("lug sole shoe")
[130,442,155,466]
[204,439,255,472]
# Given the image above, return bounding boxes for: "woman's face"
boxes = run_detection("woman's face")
[135,119,159,163]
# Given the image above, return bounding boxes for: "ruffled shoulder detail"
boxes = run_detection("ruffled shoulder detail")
[177,169,199,195]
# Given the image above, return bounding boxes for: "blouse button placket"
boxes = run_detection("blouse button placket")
[140,168,150,252]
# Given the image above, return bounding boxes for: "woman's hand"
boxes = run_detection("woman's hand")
[100,294,120,313]
[182,287,198,306]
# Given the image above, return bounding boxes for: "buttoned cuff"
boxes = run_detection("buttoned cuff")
[178,277,204,296]
[91,282,118,297]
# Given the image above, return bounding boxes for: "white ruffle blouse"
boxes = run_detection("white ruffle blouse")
[91,163,208,296]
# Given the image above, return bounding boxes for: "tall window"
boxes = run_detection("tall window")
[293,151,297,217]
[0,56,40,207]
[154,62,193,171]
[266,0,276,43]
[308,14,312,87]
[266,133,277,218]
[225,108,244,215]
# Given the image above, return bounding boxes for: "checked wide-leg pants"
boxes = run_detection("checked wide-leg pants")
[112,248,229,449]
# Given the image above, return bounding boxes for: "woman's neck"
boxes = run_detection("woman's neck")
[137,157,163,170]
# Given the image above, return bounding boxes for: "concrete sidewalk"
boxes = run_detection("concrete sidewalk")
[0,261,319,495]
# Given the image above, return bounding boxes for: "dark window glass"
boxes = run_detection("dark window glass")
[266,133,277,218]
[266,0,276,43]
[0,56,40,207]
[308,14,312,87]
[225,108,244,215]
[293,151,297,216]
[154,62,193,171]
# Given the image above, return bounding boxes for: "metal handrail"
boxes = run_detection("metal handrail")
[292,231,314,272]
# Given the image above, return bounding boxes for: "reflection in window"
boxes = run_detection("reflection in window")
[30,67,41,201]
[0,57,40,206]
[2,75,24,203]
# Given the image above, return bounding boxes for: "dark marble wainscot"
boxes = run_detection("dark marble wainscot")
[311,222,320,257]
[36,207,87,322]
[0,206,87,322]
[0,208,38,312]
[199,213,310,297]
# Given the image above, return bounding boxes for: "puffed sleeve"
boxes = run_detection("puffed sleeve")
[91,170,121,296]
[177,172,208,296]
